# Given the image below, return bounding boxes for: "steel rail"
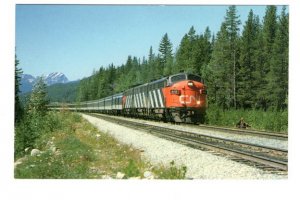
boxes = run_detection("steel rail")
[189,124,288,140]
[151,130,287,171]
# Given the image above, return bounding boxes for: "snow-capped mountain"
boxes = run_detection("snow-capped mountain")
[20,74,36,94]
[21,74,35,83]
[44,72,69,86]
[20,72,69,94]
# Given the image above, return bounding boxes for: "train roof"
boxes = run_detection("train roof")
[149,77,168,84]
[123,73,202,92]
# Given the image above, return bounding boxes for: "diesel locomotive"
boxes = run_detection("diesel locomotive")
[50,73,207,123]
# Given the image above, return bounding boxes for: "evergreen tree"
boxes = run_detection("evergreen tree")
[158,33,173,75]
[238,9,261,108]
[15,77,49,157]
[158,33,173,63]
[262,6,278,65]
[148,46,155,63]
[15,54,23,123]
[147,46,157,80]
[268,6,289,110]
[106,63,116,95]
[176,34,190,72]
[115,56,141,92]
[205,23,231,108]
[211,33,215,47]
[132,57,140,83]
[27,77,49,116]
[224,5,241,108]
[257,5,278,110]
[95,67,104,98]
[89,69,98,100]
[176,26,209,74]
[205,6,241,109]
[77,77,89,101]
[186,26,198,73]
[194,27,212,76]
[140,57,150,82]
[115,65,127,93]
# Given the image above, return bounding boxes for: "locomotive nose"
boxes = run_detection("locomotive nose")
[187,80,205,91]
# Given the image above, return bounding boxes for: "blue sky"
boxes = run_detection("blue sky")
[16,5,285,81]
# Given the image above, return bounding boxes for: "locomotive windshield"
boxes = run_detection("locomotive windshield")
[187,74,202,83]
[170,74,186,83]
[169,73,203,85]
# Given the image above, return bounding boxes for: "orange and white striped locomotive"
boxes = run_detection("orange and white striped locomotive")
[52,73,207,123]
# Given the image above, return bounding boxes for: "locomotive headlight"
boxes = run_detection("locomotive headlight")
[187,81,194,87]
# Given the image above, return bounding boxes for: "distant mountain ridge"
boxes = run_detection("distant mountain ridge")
[20,80,80,106]
[20,74,36,94]
[20,72,69,94]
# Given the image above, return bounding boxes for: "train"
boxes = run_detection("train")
[49,73,207,124]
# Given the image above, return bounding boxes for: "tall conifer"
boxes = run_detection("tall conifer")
[158,33,173,74]
[224,5,241,108]
[268,6,289,110]
[205,23,231,108]
[27,77,49,116]
[15,54,23,123]
[257,5,278,109]
[238,9,261,108]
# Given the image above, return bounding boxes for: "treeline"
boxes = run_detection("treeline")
[20,81,79,108]
[78,5,288,111]
[46,81,79,103]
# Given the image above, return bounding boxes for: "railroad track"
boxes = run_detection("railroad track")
[87,113,288,173]
[195,124,288,140]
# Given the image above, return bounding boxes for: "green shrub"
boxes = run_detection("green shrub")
[15,151,70,179]
[15,133,96,178]
[123,159,140,177]
[205,106,288,132]
[15,115,43,158]
[15,111,82,159]
[15,149,92,179]
[154,161,187,179]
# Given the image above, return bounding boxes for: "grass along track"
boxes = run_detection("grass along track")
[15,111,188,179]
[87,113,288,173]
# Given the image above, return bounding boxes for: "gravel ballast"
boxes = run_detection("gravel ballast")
[81,114,287,179]
[97,114,288,150]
